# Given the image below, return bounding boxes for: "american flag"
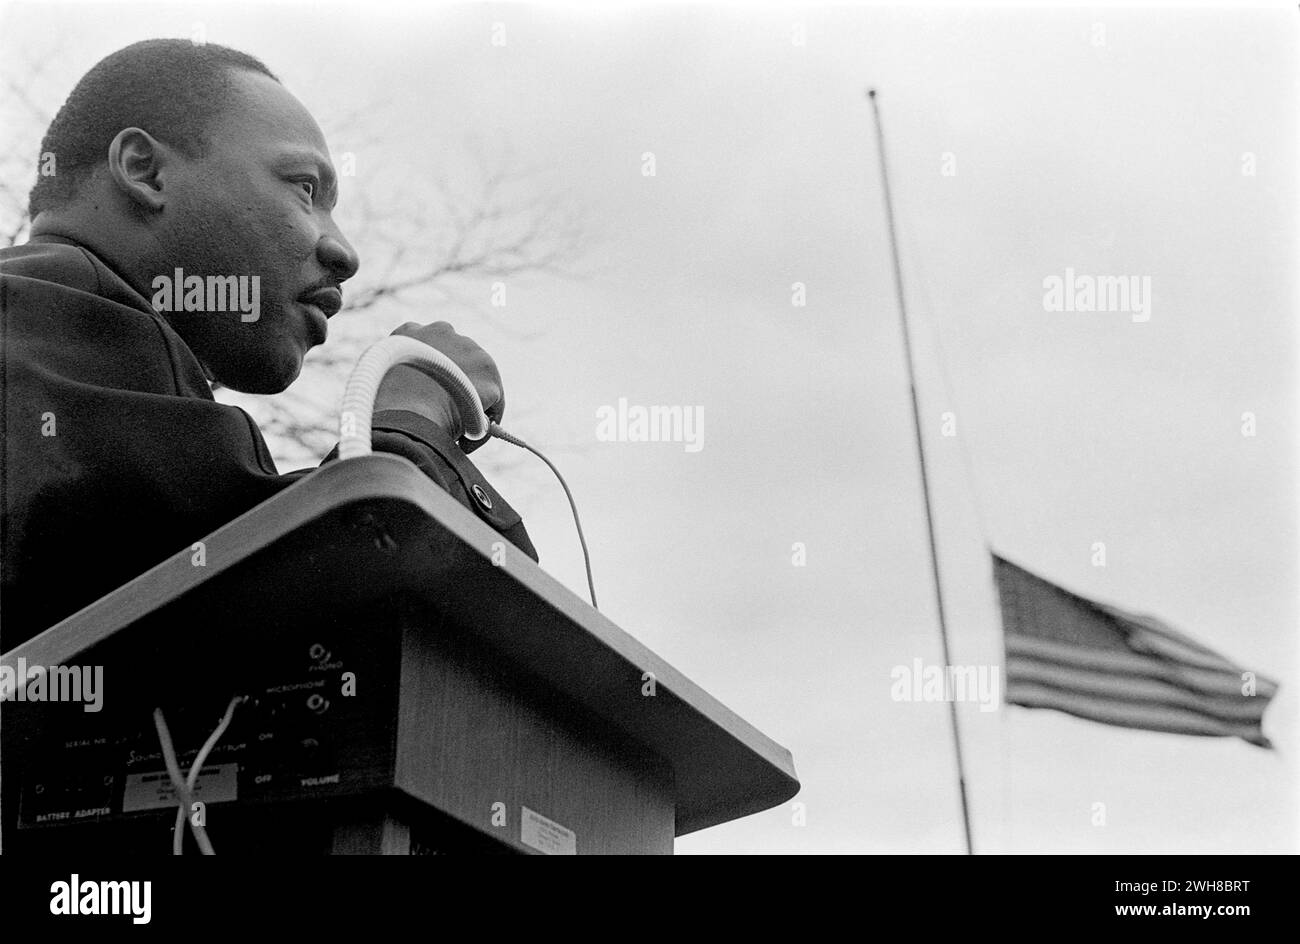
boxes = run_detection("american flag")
[993,554,1278,748]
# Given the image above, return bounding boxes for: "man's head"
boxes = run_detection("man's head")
[29,39,359,393]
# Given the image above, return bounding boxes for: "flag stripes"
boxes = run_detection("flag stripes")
[1005,683,1272,745]
[994,553,1277,748]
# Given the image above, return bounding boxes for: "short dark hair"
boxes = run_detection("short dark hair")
[28,38,279,218]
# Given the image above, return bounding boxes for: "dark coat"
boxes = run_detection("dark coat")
[0,235,537,650]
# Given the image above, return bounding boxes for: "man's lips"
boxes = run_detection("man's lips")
[300,301,329,344]
[299,286,343,318]
[298,287,341,345]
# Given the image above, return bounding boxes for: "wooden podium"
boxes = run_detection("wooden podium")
[1,453,798,854]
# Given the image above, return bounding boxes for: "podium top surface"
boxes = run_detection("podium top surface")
[3,453,799,836]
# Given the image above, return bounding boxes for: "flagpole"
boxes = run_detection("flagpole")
[867,88,975,855]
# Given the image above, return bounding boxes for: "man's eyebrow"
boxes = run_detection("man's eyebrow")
[274,149,339,209]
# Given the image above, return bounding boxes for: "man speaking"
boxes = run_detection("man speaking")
[0,39,536,650]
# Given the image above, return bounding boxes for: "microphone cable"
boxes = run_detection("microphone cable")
[488,423,597,609]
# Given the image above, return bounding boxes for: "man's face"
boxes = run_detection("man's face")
[152,69,359,393]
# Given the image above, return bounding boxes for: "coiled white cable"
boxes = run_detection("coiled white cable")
[338,335,598,608]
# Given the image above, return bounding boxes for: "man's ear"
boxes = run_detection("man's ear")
[106,127,169,211]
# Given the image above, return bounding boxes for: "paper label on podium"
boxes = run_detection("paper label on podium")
[122,764,238,812]
[520,806,576,855]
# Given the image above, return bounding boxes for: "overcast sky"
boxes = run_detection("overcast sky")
[2,0,1295,853]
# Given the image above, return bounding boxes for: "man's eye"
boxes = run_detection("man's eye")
[297,180,316,200]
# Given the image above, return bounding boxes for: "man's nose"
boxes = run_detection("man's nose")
[317,228,360,283]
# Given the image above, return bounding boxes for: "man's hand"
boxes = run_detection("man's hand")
[372,321,504,454]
